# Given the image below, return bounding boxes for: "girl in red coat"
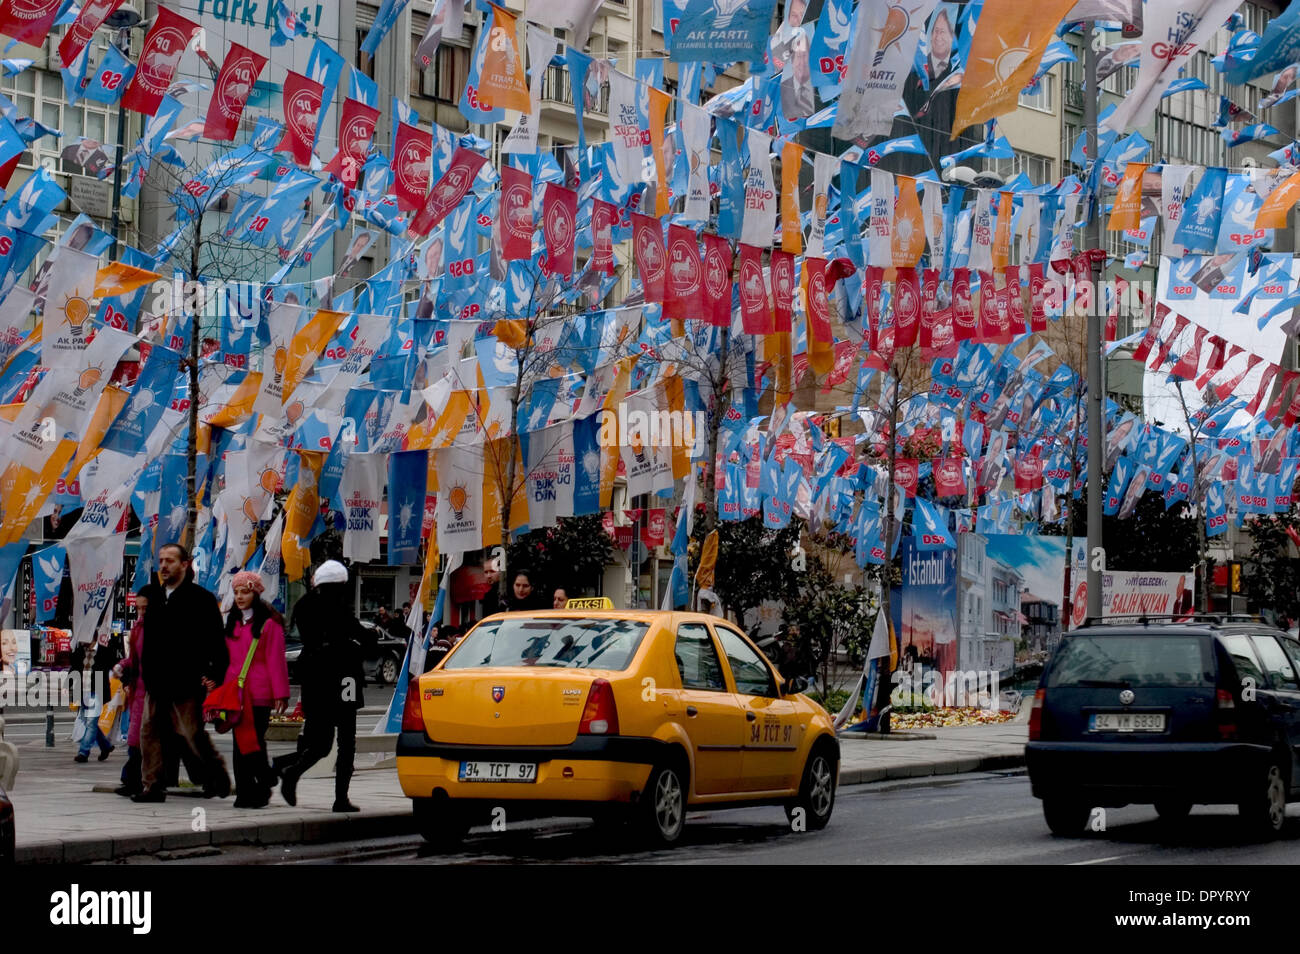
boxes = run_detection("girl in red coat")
[224,572,291,808]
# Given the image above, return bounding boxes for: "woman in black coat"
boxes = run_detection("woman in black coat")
[277,561,374,812]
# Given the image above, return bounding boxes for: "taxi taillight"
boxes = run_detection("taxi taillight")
[402,677,426,734]
[579,678,620,736]
[1027,689,1045,741]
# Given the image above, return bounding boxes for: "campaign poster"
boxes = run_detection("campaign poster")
[891,537,959,674]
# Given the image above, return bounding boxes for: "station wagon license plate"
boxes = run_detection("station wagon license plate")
[458,761,538,783]
[1090,712,1166,732]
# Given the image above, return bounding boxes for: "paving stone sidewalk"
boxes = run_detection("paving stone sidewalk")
[5,720,1028,863]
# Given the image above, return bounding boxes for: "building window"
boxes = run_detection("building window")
[1019,74,1053,112]
[652,0,664,33]
[355,29,376,78]
[415,43,468,104]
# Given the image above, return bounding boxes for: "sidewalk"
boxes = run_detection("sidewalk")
[6,721,1028,863]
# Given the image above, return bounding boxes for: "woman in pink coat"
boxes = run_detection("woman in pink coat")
[223,572,291,809]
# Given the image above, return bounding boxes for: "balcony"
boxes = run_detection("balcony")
[541,64,609,119]
[1063,79,1085,113]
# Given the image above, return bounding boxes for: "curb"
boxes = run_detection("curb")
[14,753,1027,863]
[838,752,1026,786]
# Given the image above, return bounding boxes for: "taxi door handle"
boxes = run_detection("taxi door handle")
[686,705,698,717]
[746,711,757,722]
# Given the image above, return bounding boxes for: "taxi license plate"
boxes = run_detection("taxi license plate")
[1090,712,1166,732]
[458,761,537,783]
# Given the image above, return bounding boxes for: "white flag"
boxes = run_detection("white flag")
[68,533,126,645]
[341,453,385,563]
[523,0,603,49]
[502,26,559,155]
[921,179,947,270]
[868,170,894,267]
[740,129,777,248]
[41,247,100,368]
[806,153,837,258]
[435,445,483,555]
[1105,0,1241,134]
[968,189,995,273]
[681,103,712,222]
[252,300,303,417]
[258,511,284,604]
[1161,164,1194,258]
[832,0,941,143]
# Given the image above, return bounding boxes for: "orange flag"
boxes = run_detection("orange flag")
[94,262,162,299]
[480,3,531,113]
[663,373,690,481]
[1257,170,1300,230]
[482,436,527,545]
[0,440,77,546]
[992,192,1014,269]
[284,308,346,398]
[781,142,805,254]
[282,449,326,581]
[695,530,719,589]
[1107,163,1148,232]
[67,385,129,482]
[892,176,926,267]
[649,88,672,217]
[206,371,263,427]
[952,0,1078,137]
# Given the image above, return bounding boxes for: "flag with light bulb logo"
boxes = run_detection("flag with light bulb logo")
[282,449,325,581]
[40,246,99,368]
[832,0,940,143]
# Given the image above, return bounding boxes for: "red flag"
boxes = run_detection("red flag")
[122,6,201,116]
[641,508,666,548]
[323,98,380,188]
[1218,350,1259,403]
[278,70,325,165]
[771,250,796,334]
[919,268,939,354]
[632,213,666,302]
[0,0,61,46]
[864,266,884,351]
[894,267,921,348]
[1014,456,1044,492]
[59,0,126,68]
[805,256,833,347]
[701,233,733,327]
[1028,262,1047,332]
[934,456,966,497]
[499,165,534,261]
[930,308,957,359]
[952,268,976,341]
[666,224,702,322]
[1003,265,1025,334]
[736,243,771,334]
[392,122,433,213]
[410,147,489,237]
[541,182,577,278]
[1132,303,1170,364]
[977,271,1000,342]
[591,199,618,275]
[1251,362,1282,418]
[204,43,267,143]
[1195,336,1228,390]
[1168,325,1207,381]
[894,458,919,497]
[1149,313,1189,371]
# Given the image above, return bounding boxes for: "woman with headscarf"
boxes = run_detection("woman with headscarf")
[278,560,373,813]
[222,571,290,809]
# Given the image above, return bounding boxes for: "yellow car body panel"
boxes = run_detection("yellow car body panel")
[396,610,838,811]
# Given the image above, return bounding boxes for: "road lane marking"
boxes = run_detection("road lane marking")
[1071,854,1132,865]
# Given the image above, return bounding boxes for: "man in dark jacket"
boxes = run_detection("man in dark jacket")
[278,560,374,812]
[134,543,231,802]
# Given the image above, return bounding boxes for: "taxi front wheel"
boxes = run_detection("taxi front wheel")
[786,747,836,831]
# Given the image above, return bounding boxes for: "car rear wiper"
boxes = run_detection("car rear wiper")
[1076,679,1132,688]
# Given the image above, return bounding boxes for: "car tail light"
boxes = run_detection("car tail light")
[402,678,426,734]
[1027,689,1045,741]
[579,679,620,736]
[1216,688,1237,740]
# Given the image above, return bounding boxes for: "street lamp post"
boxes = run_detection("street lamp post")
[105,6,142,259]
[1083,22,1105,620]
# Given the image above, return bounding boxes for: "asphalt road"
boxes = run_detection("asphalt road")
[165,771,1300,866]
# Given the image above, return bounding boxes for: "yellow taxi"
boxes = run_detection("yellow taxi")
[397,600,840,848]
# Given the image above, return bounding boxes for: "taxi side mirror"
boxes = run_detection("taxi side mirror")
[784,675,809,695]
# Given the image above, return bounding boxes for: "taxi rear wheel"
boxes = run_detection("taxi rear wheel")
[412,796,469,850]
[638,763,686,845]
[786,745,836,831]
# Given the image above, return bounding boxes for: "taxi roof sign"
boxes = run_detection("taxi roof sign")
[566,597,614,609]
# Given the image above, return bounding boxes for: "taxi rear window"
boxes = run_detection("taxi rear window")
[445,617,649,671]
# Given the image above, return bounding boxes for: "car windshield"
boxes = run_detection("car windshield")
[1047,634,1214,688]
[445,617,649,671]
